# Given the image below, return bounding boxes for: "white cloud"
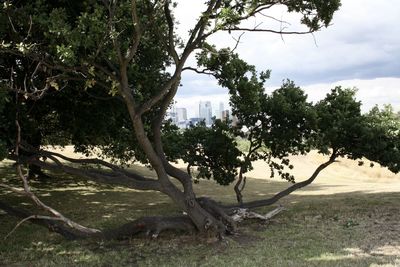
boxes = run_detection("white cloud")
[172,1,400,116]
[301,77,400,112]
[173,0,400,85]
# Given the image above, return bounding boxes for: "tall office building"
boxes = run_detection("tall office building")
[221,109,230,122]
[175,108,187,122]
[217,102,224,120]
[199,101,212,125]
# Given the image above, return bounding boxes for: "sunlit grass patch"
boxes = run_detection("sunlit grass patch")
[1,160,400,266]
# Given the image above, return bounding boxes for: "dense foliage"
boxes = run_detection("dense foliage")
[1,0,399,240]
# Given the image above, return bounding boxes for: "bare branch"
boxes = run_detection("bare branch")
[4,215,63,240]
[231,205,285,222]
[104,1,123,64]
[186,0,221,47]
[163,0,179,63]
[10,100,100,235]
[137,73,181,115]
[92,62,118,81]
[182,67,213,75]
[223,27,317,35]
[231,32,245,53]
[231,153,338,210]
[124,0,142,63]
[13,145,161,191]
[28,156,161,191]
[24,15,33,41]
[36,148,154,181]
[7,12,17,33]
[258,12,291,25]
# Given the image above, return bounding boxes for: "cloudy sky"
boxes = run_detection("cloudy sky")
[172,0,400,117]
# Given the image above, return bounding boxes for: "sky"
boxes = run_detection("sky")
[171,0,400,118]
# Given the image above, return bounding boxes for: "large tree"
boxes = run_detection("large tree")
[1,0,399,240]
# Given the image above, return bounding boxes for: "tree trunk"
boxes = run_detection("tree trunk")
[234,169,246,205]
[25,133,50,179]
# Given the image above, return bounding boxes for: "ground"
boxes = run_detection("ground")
[0,147,399,266]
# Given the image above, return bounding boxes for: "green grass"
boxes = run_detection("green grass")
[1,161,399,266]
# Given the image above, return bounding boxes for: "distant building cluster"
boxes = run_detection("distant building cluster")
[167,101,237,129]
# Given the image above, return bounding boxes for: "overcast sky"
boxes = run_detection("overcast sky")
[172,0,400,117]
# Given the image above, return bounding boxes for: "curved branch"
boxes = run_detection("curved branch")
[0,200,196,240]
[163,1,179,63]
[124,0,142,64]
[30,156,161,191]
[231,153,337,209]
[10,147,161,191]
[182,67,214,75]
[150,80,194,191]
[0,200,86,239]
[223,27,317,35]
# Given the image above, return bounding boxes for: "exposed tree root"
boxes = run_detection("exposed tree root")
[231,205,285,222]
[0,200,197,240]
[197,197,237,234]
[1,198,285,241]
[100,216,196,239]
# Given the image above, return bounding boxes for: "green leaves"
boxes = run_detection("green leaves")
[314,87,363,156]
[211,0,341,33]
[180,120,242,185]
[196,46,266,121]
[56,45,75,64]
[358,105,400,173]
[285,0,341,30]
[262,80,316,158]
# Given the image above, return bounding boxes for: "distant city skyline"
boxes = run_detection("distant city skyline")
[168,100,232,128]
[172,0,400,114]
[173,99,231,120]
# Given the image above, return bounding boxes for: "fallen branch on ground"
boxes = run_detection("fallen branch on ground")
[231,205,285,222]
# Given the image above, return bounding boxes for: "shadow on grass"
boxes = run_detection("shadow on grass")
[1,161,399,267]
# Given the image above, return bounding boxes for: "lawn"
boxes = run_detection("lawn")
[1,154,399,267]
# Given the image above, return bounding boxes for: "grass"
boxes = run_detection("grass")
[1,160,399,267]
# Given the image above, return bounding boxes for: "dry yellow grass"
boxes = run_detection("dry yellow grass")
[46,146,400,196]
[242,151,400,195]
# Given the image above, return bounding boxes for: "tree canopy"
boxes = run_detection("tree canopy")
[1,0,399,240]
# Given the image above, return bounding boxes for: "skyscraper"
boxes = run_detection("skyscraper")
[218,102,224,120]
[175,108,187,122]
[199,101,212,125]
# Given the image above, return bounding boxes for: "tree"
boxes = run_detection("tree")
[2,0,398,240]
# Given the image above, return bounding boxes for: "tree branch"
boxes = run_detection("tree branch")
[231,152,338,209]
[124,0,142,63]
[4,215,64,240]
[163,1,179,64]
[182,67,214,75]
[223,27,317,35]
[11,104,100,235]
[20,152,161,191]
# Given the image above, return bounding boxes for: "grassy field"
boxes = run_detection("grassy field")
[1,151,399,266]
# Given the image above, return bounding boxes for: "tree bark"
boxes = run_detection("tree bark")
[232,154,337,210]
[0,200,86,240]
[0,200,196,240]
[234,170,245,205]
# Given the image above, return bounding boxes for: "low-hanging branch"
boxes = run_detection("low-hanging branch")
[230,152,338,210]
[6,106,100,237]
[22,155,162,192]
